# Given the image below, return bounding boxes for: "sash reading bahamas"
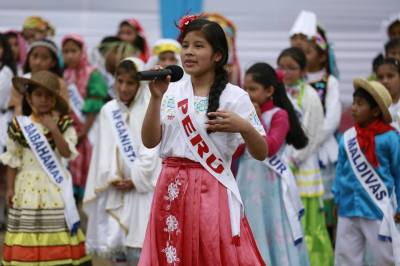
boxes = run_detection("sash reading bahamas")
[346,136,387,201]
[23,123,64,183]
[16,116,80,234]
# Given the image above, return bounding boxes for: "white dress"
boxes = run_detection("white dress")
[83,95,161,256]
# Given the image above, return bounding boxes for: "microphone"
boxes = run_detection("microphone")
[137,65,184,82]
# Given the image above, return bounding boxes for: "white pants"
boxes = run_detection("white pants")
[335,217,394,266]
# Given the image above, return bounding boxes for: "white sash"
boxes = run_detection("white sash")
[264,155,304,244]
[104,100,137,167]
[260,107,304,244]
[67,83,86,123]
[16,116,80,234]
[344,127,400,265]
[174,87,243,238]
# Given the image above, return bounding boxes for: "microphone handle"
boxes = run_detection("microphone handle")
[137,69,172,81]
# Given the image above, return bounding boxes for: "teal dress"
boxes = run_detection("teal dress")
[237,106,310,266]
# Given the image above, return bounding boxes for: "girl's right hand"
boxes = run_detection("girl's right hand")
[148,65,171,99]
[6,189,14,209]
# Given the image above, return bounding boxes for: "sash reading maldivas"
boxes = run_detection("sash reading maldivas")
[344,127,400,266]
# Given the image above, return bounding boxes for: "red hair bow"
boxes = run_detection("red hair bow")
[178,14,200,33]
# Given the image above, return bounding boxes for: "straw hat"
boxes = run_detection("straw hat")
[12,71,69,115]
[353,77,393,123]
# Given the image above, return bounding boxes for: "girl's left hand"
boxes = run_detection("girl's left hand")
[206,111,250,134]
[394,213,400,223]
[39,113,58,132]
[112,180,135,191]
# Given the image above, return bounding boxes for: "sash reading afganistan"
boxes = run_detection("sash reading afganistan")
[344,127,400,266]
[16,116,80,234]
[104,100,137,167]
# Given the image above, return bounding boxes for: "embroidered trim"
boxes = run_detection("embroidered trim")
[162,176,181,265]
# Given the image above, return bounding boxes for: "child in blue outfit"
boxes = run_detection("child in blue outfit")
[333,78,400,266]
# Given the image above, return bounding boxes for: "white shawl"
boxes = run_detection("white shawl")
[83,79,161,254]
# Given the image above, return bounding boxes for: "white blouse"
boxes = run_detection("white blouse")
[159,80,265,164]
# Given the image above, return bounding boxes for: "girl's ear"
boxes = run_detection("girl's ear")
[319,53,328,68]
[265,85,275,99]
[213,51,223,63]
[372,107,382,119]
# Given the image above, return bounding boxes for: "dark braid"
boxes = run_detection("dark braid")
[207,66,228,114]
[178,18,229,119]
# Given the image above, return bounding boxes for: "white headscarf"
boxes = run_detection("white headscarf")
[117,57,150,133]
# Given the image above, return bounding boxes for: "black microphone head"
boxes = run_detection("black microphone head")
[166,65,184,82]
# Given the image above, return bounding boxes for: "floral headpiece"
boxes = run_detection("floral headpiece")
[177,14,200,33]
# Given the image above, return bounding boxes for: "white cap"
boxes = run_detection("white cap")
[289,10,317,38]
[381,13,400,41]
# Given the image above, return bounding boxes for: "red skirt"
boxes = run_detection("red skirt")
[69,113,92,188]
[139,157,265,266]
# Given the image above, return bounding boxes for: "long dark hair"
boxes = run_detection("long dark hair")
[0,33,17,75]
[119,21,146,54]
[23,39,62,77]
[21,84,38,115]
[278,47,307,71]
[179,18,229,117]
[246,63,308,149]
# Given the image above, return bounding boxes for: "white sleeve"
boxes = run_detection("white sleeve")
[130,144,161,193]
[319,76,342,145]
[0,67,13,110]
[291,88,324,163]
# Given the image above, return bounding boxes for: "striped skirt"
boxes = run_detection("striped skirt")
[2,208,91,266]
